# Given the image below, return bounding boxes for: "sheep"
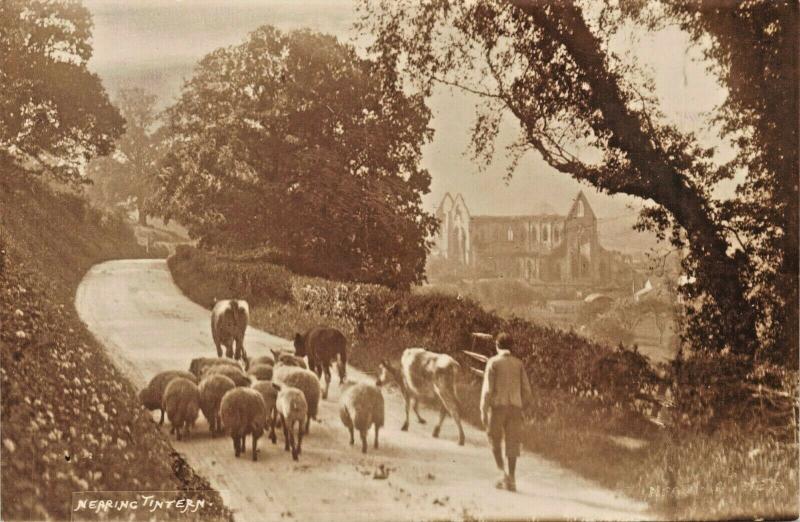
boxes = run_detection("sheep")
[211,299,250,366]
[275,386,307,461]
[339,382,384,453]
[199,374,236,436]
[247,364,273,381]
[251,380,280,444]
[219,387,267,461]
[275,353,307,369]
[139,370,198,426]
[205,364,251,387]
[188,357,242,379]
[250,354,275,367]
[273,366,320,435]
[163,377,200,441]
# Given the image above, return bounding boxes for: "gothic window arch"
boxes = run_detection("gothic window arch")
[542,224,549,242]
[507,227,514,241]
[576,200,585,217]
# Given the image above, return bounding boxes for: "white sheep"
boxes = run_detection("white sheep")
[219,387,267,461]
[273,366,320,434]
[163,377,201,440]
[199,374,236,436]
[139,370,197,426]
[275,386,307,461]
[339,382,384,453]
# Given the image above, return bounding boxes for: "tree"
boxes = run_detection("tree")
[359,0,798,364]
[588,312,635,347]
[0,0,123,185]
[151,27,437,289]
[86,88,161,225]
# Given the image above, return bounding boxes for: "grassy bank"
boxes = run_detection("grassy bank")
[0,181,231,521]
[169,245,798,521]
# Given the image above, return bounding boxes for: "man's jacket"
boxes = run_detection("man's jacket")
[480,349,533,419]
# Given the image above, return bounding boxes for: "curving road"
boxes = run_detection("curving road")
[76,259,651,522]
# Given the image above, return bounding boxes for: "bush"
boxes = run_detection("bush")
[169,245,293,307]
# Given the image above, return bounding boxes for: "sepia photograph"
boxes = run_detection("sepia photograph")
[0,0,797,520]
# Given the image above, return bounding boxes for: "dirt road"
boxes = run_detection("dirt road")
[75,259,651,521]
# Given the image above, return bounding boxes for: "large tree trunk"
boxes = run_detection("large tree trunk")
[508,0,758,356]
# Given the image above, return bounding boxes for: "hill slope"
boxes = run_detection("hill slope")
[0,180,230,521]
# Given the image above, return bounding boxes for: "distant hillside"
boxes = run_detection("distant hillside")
[597,212,660,255]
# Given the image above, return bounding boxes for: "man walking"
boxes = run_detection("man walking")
[480,332,532,492]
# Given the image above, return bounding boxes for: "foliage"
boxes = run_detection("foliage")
[0,0,124,185]
[86,88,162,225]
[151,27,437,289]
[0,179,145,285]
[588,313,635,346]
[0,180,231,521]
[654,0,799,370]
[169,245,293,307]
[357,0,798,366]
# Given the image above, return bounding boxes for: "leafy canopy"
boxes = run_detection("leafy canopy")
[86,88,161,224]
[151,27,437,289]
[0,0,123,184]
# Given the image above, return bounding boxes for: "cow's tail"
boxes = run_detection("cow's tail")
[447,360,464,418]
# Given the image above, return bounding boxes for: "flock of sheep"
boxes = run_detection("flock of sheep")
[138,299,385,461]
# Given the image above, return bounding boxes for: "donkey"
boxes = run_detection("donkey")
[377,347,465,446]
[294,326,347,399]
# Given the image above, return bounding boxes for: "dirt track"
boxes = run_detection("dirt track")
[75,259,651,521]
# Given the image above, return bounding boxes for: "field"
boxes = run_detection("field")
[169,246,799,520]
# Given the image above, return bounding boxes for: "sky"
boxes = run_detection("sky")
[84,0,730,232]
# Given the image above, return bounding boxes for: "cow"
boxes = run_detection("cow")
[293,326,347,399]
[211,299,250,367]
[377,347,465,446]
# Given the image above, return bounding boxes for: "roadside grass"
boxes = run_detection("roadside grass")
[168,246,799,521]
[0,181,232,521]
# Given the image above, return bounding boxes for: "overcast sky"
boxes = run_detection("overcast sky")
[84,0,729,221]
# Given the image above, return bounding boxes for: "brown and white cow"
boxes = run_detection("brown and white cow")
[211,299,249,367]
[377,347,465,446]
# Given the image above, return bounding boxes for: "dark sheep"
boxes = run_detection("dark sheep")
[199,374,236,436]
[248,364,273,381]
[220,387,267,461]
[163,377,200,441]
[139,370,197,426]
[205,364,251,387]
[251,380,281,444]
[188,357,242,379]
